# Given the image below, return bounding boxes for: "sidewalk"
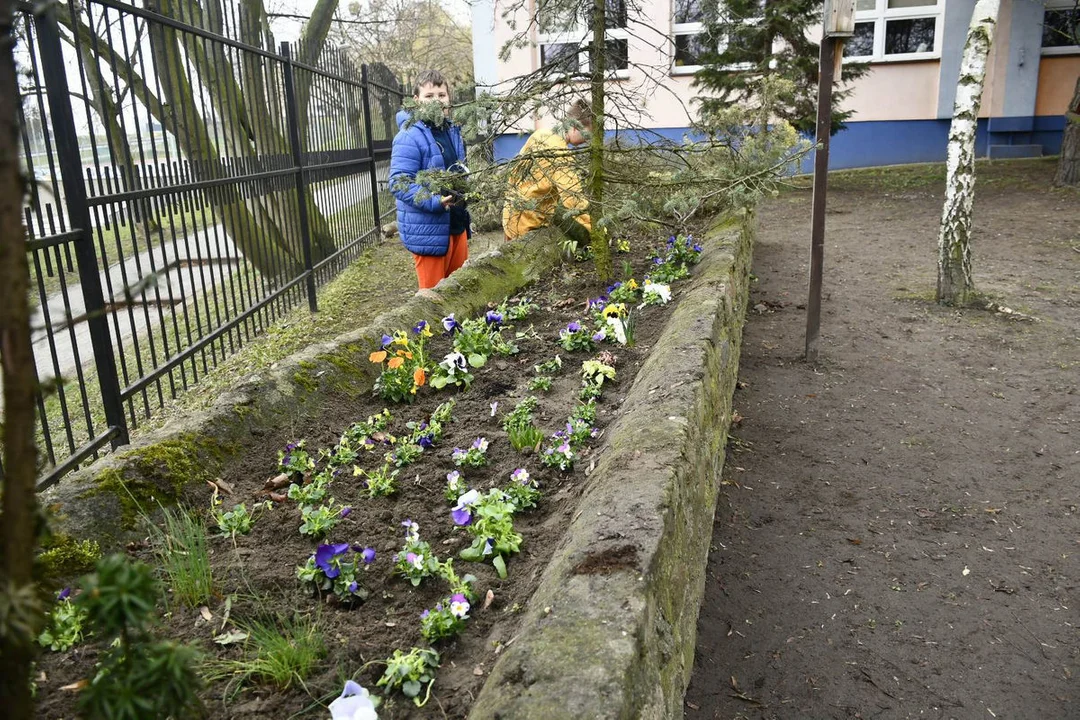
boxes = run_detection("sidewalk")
[686,159,1079,719]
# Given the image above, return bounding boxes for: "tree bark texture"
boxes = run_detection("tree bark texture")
[1053,76,1080,187]
[0,0,41,714]
[937,0,999,307]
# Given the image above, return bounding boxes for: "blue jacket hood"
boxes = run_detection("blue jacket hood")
[396,109,410,129]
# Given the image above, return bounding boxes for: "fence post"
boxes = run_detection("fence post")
[33,5,129,448]
[280,42,318,313]
[360,64,382,230]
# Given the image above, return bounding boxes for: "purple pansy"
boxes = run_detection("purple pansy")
[567,321,581,333]
[653,256,664,265]
[380,334,393,348]
[592,331,605,342]
[449,593,470,618]
[361,547,376,564]
[314,543,350,578]
[485,310,503,326]
[348,581,358,593]
[420,609,430,620]
[606,281,622,294]
[417,434,435,449]
[412,320,428,335]
[692,243,703,253]
[452,489,480,526]
[57,587,72,601]
[340,506,352,518]
[471,437,488,452]
[442,314,461,334]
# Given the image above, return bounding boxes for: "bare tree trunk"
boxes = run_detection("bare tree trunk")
[1053,76,1080,187]
[0,0,41,714]
[937,0,999,307]
[588,0,612,281]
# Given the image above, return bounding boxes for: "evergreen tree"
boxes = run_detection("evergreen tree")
[693,0,868,135]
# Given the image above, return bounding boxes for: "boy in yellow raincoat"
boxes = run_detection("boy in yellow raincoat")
[502,99,592,242]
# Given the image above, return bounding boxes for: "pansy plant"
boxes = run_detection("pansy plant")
[558,321,595,353]
[436,558,477,601]
[607,279,640,304]
[341,409,393,448]
[503,468,541,511]
[444,470,465,503]
[451,437,489,468]
[356,462,398,498]
[377,647,440,707]
[541,436,575,472]
[640,279,673,306]
[287,471,331,508]
[394,520,440,586]
[430,398,456,425]
[296,543,374,603]
[534,355,563,376]
[570,399,599,425]
[419,593,471,643]
[455,489,522,578]
[581,360,616,399]
[451,317,496,367]
[430,351,474,389]
[370,329,428,403]
[528,375,553,393]
[37,588,88,652]
[299,499,346,538]
[278,440,315,478]
[495,296,539,321]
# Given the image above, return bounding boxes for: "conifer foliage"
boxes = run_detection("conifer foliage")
[693,0,869,135]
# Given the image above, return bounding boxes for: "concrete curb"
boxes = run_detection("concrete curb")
[469,214,754,719]
[43,231,565,546]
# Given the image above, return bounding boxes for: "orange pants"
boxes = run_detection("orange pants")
[413,232,468,290]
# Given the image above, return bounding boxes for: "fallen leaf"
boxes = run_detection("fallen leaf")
[984,507,1002,514]
[199,606,213,622]
[915,508,936,518]
[61,680,88,692]
[385,622,396,627]
[264,473,290,490]
[687,701,700,710]
[473,665,484,676]
[962,566,970,576]
[847,538,862,546]
[36,671,47,683]
[209,478,234,495]
[483,589,495,610]
[213,630,248,645]
[270,492,287,503]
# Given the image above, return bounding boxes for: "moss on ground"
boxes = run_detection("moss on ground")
[37,535,102,584]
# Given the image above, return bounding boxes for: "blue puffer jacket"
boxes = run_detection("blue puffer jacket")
[390,112,470,256]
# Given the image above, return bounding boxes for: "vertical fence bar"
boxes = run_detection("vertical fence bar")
[360,64,382,226]
[33,5,129,448]
[280,42,318,313]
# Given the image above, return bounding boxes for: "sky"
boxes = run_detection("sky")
[269,0,474,42]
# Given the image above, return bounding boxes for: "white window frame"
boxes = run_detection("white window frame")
[671,0,706,75]
[844,0,943,64]
[1041,0,1080,55]
[537,1,631,79]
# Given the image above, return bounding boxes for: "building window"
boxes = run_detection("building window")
[672,0,707,71]
[844,0,942,62]
[538,0,630,75]
[1042,0,1080,54]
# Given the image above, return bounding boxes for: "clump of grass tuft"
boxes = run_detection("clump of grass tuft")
[209,612,326,692]
[151,505,214,608]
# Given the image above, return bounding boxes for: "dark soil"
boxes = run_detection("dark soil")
[686,158,1080,719]
[35,235,697,719]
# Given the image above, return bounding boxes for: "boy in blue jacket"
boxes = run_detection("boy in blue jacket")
[389,69,471,290]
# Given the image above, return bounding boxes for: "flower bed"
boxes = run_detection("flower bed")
[34,233,711,719]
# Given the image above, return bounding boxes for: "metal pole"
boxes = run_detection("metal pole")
[34,6,129,448]
[280,42,318,313]
[804,35,836,363]
[360,64,383,229]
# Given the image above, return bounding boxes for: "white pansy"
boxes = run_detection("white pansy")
[329,680,378,720]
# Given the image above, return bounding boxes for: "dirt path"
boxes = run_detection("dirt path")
[685,158,1079,719]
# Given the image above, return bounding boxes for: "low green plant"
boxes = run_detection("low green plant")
[341,409,393,446]
[501,396,538,433]
[76,555,203,719]
[534,355,563,375]
[211,497,269,539]
[508,424,544,452]
[503,468,541,511]
[558,321,595,352]
[151,506,214,608]
[278,440,315,477]
[528,375,553,392]
[287,471,331,508]
[299,501,345,539]
[387,440,423,468]
[376,647,440,707]
[37,588,87,652]
[456,489,522,578]
[495,296,539,321]
[430,399,456,424]
[451,318,496,366]
[436,558,477,601]
[210,612,326,691]
[419,594,470,643]
[444,470,466,503]
[570,400,598,425]
[451,437,489,468]
[357,462,398,497]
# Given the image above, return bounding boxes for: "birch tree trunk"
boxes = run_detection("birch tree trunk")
[1053,76,1080,187]
[0,0,41,714]
[937,0,999,306]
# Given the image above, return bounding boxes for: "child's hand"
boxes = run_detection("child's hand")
[441,195,456,209]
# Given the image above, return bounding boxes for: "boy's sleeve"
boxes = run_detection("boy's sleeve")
[389,130,445,214]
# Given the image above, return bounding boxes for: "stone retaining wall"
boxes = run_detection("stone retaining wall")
[469,214,754,719]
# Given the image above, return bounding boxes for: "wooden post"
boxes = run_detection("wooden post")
[805,0,855,362]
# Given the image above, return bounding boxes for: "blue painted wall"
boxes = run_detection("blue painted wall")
[493,116,1065,170]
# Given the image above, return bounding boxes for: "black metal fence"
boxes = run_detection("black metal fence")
[10,0,404,489]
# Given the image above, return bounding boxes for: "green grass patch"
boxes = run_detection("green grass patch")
[208,611,326,692]
[150,505,215,608]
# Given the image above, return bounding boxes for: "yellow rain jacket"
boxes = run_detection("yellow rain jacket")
[502,129,591,241]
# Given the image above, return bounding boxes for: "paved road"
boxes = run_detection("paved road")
[30,177,376,388]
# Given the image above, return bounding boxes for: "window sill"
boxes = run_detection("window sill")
[671,66,701,76]
[1041,46,1080,56]
[843,52,940,64]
